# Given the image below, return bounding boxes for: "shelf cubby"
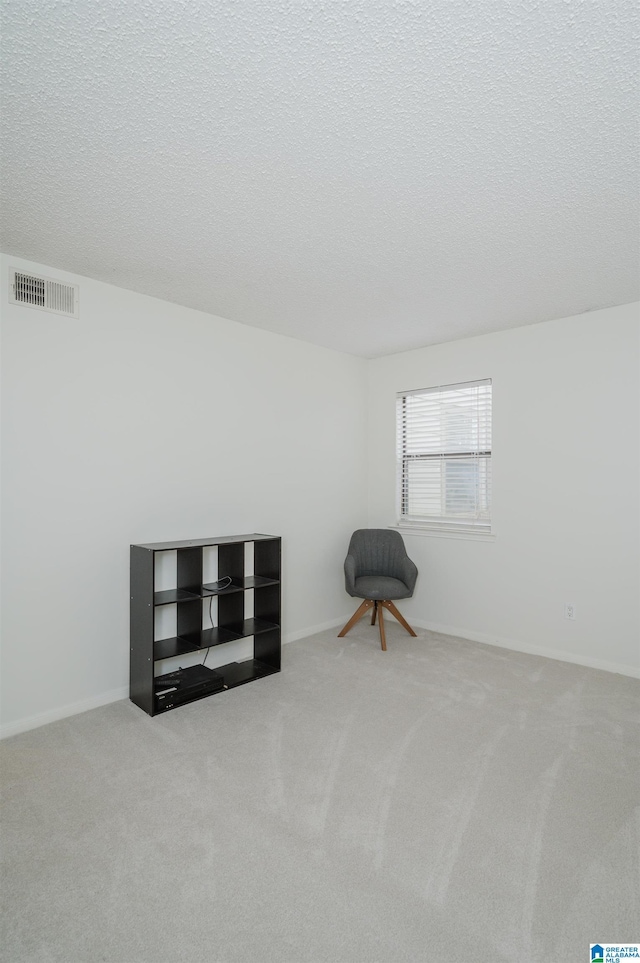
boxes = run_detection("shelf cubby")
[198,626,243,648]
[223,618,280,638]
[202,581,244,596]
[220,659,279,689]
[153,637,202,661]
[154,588,201,605]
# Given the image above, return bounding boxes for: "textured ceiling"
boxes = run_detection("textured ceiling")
[1,0,638,357]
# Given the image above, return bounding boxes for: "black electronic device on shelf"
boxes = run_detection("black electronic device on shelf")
[154,664,225,709]
[130,534,281,716]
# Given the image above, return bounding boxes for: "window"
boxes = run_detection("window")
[396,379,492,534]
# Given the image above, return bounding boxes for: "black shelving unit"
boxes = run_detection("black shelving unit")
[130,534,281,715]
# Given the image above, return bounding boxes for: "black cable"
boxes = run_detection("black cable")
[203,577,231,666]
[203,593,215,666]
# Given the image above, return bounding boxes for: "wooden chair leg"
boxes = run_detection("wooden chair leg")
[381,600,417,637]
[378,602,387,650]
[338,599,412,651]
[338,599,374,637]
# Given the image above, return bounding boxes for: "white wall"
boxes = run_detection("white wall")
[0,254,368,735]
[367,303,640,677]
[2,257,638,737]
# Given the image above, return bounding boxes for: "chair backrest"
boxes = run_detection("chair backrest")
[347,529,410,579]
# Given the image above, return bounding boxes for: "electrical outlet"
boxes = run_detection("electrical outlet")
[564,603,576,620]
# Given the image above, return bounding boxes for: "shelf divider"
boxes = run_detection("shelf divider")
[153,636,202,661]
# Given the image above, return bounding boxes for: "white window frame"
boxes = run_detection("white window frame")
[395,379,493,539]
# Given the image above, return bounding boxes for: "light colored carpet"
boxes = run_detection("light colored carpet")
[1,624,639,963]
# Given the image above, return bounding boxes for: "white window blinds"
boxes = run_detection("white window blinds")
[396,379,492,533]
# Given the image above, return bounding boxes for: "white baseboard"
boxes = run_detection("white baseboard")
[5,618,635,739]
[1,686,129,740]
[1,620,349,738]
[283,616,347,644]
[411,619,640,679]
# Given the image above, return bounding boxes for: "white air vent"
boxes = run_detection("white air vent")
[9,267,79,318]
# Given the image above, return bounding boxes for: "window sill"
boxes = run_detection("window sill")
[391,524,496,542]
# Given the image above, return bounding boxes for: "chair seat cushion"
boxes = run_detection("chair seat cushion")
[352,575,411,600]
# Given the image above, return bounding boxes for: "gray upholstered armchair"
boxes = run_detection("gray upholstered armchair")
[338,529,418,650]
